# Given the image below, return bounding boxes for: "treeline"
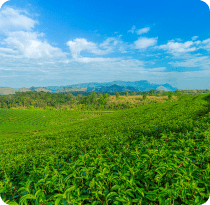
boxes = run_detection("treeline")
[0,89,207,110]
[0,91,114,110]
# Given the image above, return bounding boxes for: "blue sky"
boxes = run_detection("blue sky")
[0,0,210,90]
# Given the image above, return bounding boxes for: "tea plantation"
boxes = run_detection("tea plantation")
[0,94,210,205]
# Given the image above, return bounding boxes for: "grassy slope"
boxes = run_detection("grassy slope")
[0,94,210,204]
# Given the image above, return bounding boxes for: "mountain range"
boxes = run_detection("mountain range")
[0,80,177,95]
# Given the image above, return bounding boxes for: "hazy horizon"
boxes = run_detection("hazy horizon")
[0,0,210,90]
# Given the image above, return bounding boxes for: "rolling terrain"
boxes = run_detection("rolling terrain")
[0,93,210,204]
[0,80,177,96]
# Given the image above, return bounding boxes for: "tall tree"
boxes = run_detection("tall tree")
[104,93,110,99]
[142,94,147,101]
[90,92,97,104]
[168,93,173,101]
[115,92,120,100]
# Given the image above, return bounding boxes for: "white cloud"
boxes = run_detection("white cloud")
[67,36,127,58]
[70,57,145,72]
[72,57,121,63]
[200,38,210,50]
[99,36,128,53]
[118,45,128,53]
[192,36,199,41]
[194,40,201,45]
[158,40,197,54]
[148,67,166,71]
[3,31,66,59]
[0,47,18,54]
[136,27,150,35]
[67,38,108,58]
[128,26,150,35]
[128,25,136,33]
[158,37,210,55]
[202,38,210,44]
[0,7,66,59]
[134,37,158,49]
[99,37,118,53]
[0,7,37,33]
[170,55,210,69]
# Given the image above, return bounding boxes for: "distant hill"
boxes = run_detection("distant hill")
[0,80,177,95]
[87,84,138,92]
[156,86,169,91]
[0,87,30,95]
[46,80,177,92]
[54,87,87,93]
[34,87,53,93]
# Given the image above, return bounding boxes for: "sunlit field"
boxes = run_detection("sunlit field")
[0,93,210,205]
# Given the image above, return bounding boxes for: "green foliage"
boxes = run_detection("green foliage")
[115,92,120,99]
[45,106,52,111]
[0,89,209,111]
[175,90,183,96]
[168,93,173,100]
[0,94,210,204]
[103,93,110,99]
[142,94,147,100]
[29,105,34,110]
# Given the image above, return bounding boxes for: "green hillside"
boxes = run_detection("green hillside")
[0,94,210,205]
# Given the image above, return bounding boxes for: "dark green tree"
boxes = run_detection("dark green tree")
[98,94,105,106]
[67,92,73,98]
[142,94,147,101]
[115,92,120,99]
[149,90,155,96]
[90,92,97,104]
[104,93,110,99]
[168,93,173,101]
